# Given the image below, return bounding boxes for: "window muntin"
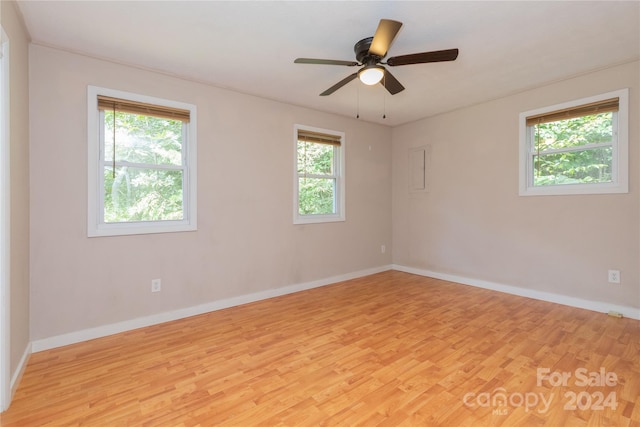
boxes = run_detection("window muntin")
[519,89,628,196]
[294,125,345,224]
[88,86,197,236]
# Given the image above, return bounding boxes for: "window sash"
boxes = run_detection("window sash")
[529,111,616,154]
[526,111,617,189]
[297,143,338,179]
[532,147,613,186]
[297,176,337,215]
[98,109,188,169]
[527,112,617,155]
[101,165,185,222]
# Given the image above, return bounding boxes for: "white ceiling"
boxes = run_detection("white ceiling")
[16,1,640,126]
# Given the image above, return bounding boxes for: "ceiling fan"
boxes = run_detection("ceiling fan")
[294,19,459,96]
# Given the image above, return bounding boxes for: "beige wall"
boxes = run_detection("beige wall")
[392,61,639,310]
[28,45,392,341]
[23,27,640,344]
[1,0,30,385]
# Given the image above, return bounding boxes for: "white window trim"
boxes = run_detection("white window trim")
[293,124,345,224]
[87,86,197,237]
[518,88,629,196]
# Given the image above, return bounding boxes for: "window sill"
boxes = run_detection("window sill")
[88,221,197,237]
[519,182,628,197]
[294,214,345,225]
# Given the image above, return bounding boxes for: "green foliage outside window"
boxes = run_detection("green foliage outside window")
[297,141,336,215]
[533,112,613,186]
[103,111,184,222]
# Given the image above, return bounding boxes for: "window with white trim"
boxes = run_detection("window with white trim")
[294,125,345,224]
[88,86,197,236]
[519,89,628,196]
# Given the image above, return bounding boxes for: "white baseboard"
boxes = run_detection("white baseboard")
[10,342,30,401]
[32,265,393,353]
[392,264,640,320]
[30,263,637,353]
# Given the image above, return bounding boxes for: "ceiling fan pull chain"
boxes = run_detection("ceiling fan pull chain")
[356,84,360,119]
[383,74,387,119]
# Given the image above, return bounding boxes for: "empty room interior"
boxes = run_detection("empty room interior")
[1,1,639,426]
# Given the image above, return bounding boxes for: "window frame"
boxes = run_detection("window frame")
[518,88,629,196]
[87,85,197,237]
[293,124,345,224]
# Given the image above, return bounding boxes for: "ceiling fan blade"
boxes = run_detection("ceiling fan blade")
[295,58,359,66]
[320,73,358,96]
[368,19,403,58]
[386,48,459,66]
[381,69,405,95]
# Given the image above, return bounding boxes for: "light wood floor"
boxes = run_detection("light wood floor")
[2,271,639,426]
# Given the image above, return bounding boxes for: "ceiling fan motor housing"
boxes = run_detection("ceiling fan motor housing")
[354,37,382,64]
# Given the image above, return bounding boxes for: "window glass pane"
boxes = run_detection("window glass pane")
[103,166,184,222]
[104,111,183,166]
[298,177,335,215]
[297,141,334,175]
[533,146,612,186]
[534,112,613,151]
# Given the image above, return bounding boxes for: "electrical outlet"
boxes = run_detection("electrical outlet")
[151,279,161,292]
[608,270,620,284]
[381,245,386,254]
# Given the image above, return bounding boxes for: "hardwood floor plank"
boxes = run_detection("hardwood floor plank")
[1,271,638,426]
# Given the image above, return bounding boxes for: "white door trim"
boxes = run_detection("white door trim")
[0,26,11,412]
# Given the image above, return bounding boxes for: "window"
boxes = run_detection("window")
[88,86,197,236]
[519,89,628,196]
[294,125,345,224]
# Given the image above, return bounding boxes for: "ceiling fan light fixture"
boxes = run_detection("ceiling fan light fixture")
[358,65,384,85]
